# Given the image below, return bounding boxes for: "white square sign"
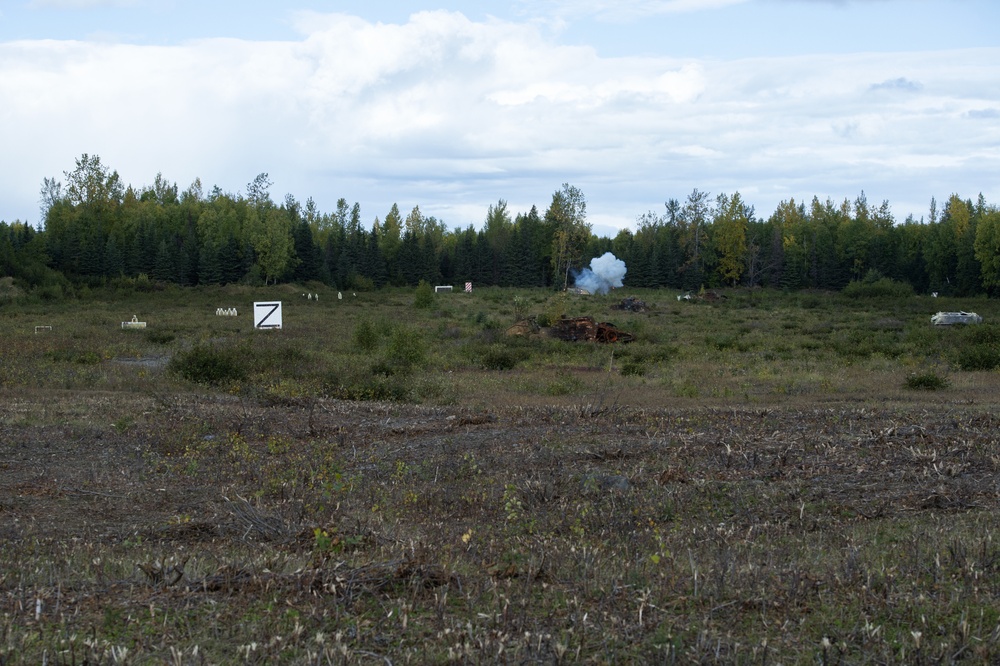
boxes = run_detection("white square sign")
[253,301,282,329]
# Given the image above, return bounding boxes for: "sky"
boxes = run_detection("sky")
[1,0,998,238]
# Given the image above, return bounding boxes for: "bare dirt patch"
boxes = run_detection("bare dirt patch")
[4,387,1000,662]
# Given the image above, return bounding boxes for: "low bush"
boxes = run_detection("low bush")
[168,344,247,386]
[352,319,378,353]
[0,276,26,303]
[324,371,411,402]
[248,339,308,373]
[799,294,823,309]
[45,349,102,365]
[545,377,583,396]
[414,280,434,309]
[480,344,519,370]
[952,344,1000,371]
[962,324,1000,346]
[145,329,176,345]
[706,333,740,351]
[842,275,914,299]
[620,360,647,376]
[950,324,1000,371]
[903,371,949,390]
[354,376,411,401]
[831,329,904,359]
[385,326,426,371]
[36,284,65,301]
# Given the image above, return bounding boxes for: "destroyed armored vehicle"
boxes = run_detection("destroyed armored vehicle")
[930,311,983,326]
[551,316,635,344]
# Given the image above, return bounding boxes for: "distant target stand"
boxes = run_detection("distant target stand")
[253,301,283,330]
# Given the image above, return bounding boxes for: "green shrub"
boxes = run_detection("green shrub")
[350,275,376,291]
[903,372,949,390]
[353,318,379,353]
[842,275,914,299]
[961,324,1000,346]
[360,377,410,402]
[620,360,647,377]
[478,314,506,333]
[145,330,176,345]
[414,280,434,309]
[952,344,1000,371]
[904,324,944,355]
[648,345,677,363]
[76,351,102,365]
[168,344,247,386]
[480,344,518,370]
[546,377,583,396]
[250,342,308,373]
[543,295,567,328]
[369,359,397,376]
[706,334,740,351]
[45,349,102,365]
[327,375,410,402]
[109,274,158,294]
[0,277,26,304]
[437,323,463,340]
[385,326,425,370]
[36,284,65,301]
[831,329,904,359]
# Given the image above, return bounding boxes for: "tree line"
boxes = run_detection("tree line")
[3,153,1000,297]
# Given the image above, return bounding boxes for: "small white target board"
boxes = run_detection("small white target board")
[253,301,282,330]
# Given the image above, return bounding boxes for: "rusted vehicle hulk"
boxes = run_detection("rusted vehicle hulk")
[551,316,635,343]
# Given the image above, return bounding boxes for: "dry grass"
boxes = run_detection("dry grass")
[1,285,1000,663]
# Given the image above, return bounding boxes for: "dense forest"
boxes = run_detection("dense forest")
[3,153,1000,298]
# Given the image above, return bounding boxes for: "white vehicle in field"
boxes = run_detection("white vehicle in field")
[930,311,983,326]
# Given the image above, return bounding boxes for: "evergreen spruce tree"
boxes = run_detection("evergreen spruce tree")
[198,241,223,285]
[292,218,323,282]
[365,230,389,287]
[104,237,125,277]
[152,239,176,282]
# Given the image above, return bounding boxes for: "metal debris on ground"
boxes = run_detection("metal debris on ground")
[551,316,635,343]
[505,318,540,337]
[613,296,649,312]
[678,290,726,302]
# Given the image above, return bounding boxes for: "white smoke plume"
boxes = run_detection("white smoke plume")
[573,252,627,295]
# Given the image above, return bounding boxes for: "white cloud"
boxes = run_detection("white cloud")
[27,0,140,8]
[869,77,923,92]
[527,0,750,21]
[0,11,998,230]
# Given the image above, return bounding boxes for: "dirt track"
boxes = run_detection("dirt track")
[4,389,1000,546]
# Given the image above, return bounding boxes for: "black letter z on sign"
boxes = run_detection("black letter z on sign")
[256,302,280,329]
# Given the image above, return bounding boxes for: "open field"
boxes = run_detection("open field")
[2,285,1000,664]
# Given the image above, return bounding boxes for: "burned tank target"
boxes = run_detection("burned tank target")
[551,316,635,344]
